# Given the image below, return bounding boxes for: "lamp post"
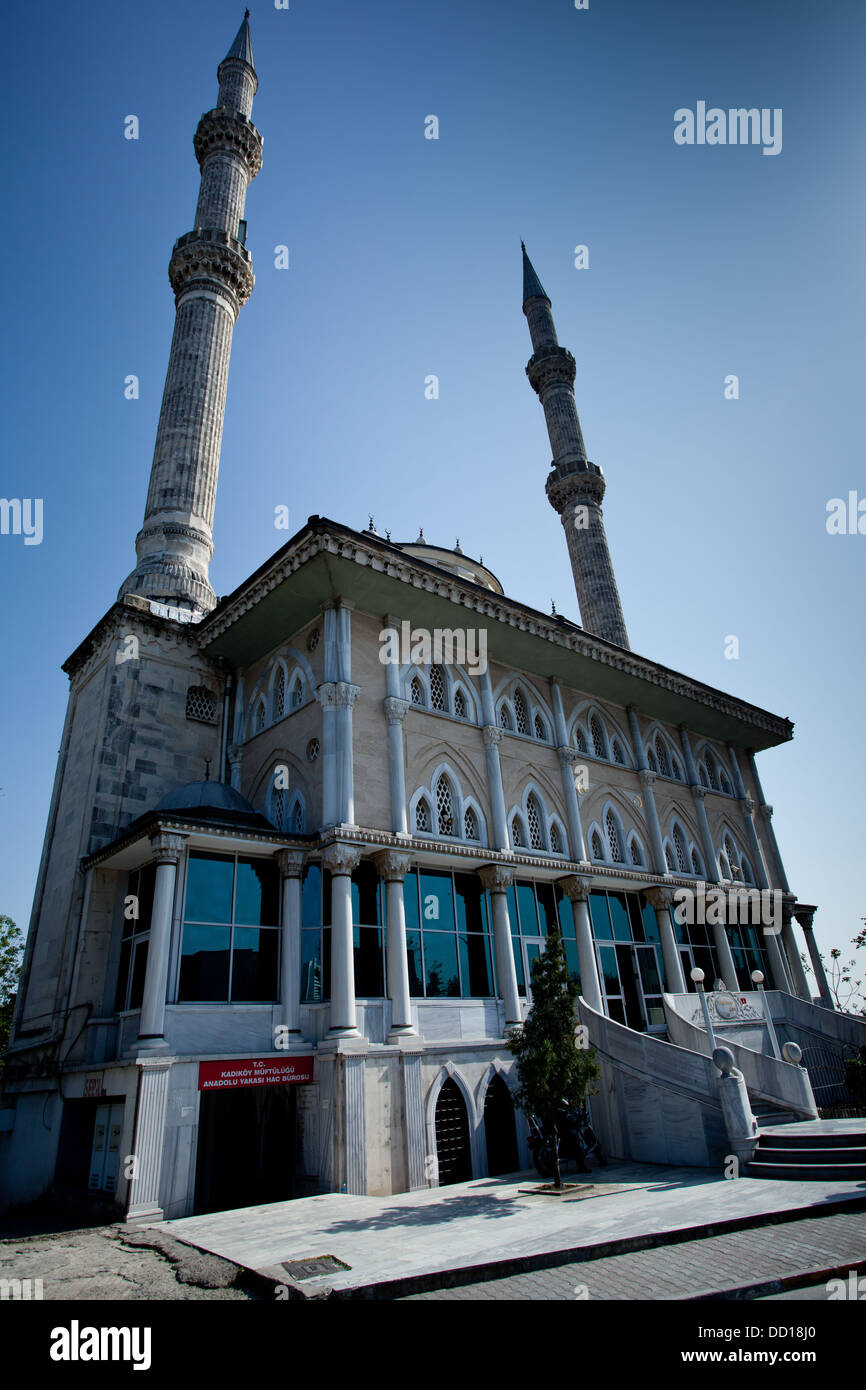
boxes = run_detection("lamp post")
[751,969,782,1061]
[691,967,718,1052]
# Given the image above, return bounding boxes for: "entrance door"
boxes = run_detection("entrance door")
[88,1103,124,1195]
[434,1077,472,1185]
[597,942,665,1033]
[483,1075,519,1177]
[194,1085,298,1215]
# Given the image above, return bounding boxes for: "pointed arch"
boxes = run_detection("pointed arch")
[425,1064,480,1187]
[627,830,647,867]
[409,761,488,847]
[243,644,316,739]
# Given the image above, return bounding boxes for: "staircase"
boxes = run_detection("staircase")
[746,1121,866,1180]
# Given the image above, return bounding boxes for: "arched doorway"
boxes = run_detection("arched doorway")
[434,1077,472,1185]
[483,1074,519,1176]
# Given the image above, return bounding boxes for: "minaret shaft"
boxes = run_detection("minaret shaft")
[522,246,629,650]
[119,14,261,615]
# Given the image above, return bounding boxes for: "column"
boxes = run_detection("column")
[559,875,604,1012]
[763,922,793,993]
[227,744,243,792]
[557,747,588,861]
[638,769,667,875]
[781,901,812,1000]
[316,683,339,827]
[137,831,186,1049]
[322,842,362,1036]
[482,726,510,851]
[691,787,721,885]
[644,886,687,994]
[739,796,770,890]
[383,697,409,835]
[709,911,739,991]
[793,905,834,1009]
[276,849,305,1037]
[125,1057,172,1222]
[372,849,416,1037]
[477,865,521,1027]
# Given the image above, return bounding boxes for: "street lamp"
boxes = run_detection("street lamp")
[751,969,782,1061]
[690,967,718,1052]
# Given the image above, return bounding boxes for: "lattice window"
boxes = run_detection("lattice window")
[655,737,670,778]
[255,699,266,732]
[741,855,754,886]
[612,738,626,766]
[514,689,529,735]
[720,770,732,796]
[665,843,676,872]
[436,775,456,836]
[186,686,217,723]
[630,837,644,866]
[499,703,513,730]
[272,667,286,720]
[430,665,446,712]
[724,835,738,875]
[415,798,431,832]
[463,806,479,840]
[306,628,320,651]
[410,676,425,706]
[289,675,303,710]
[306,738,320,762]
[272,786,288,831]
[706,752,720,791]
[454,688,467,719]
[690,847,704,877]
[672,756,684,782]
[699,762,709,789]
[590,714,606,760]
[673,824,688,872]
[527,794,544,850]
[550,822,562,855]
[605,810,623,862]
[534,713,547,741]
[590,830,604,861]
[718,851,731,880]
[511,816,524,848]
[647,747,658,773]
[292,799,305,834]
[575,725,588,754]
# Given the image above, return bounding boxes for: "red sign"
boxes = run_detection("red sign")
[83,1074,104,1098]
[198,1057,314,1092]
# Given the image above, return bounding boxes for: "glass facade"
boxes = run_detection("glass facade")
[115,862,156,1012]
[179,852,280,1002]
[404,869,495,998]
[588,889,666,1031]
[507,878,580,996]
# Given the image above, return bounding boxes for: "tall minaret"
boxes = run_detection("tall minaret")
[119,12,263,615]
[522,244,630,649]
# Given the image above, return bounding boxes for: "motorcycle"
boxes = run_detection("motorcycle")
[527,1102,606,1178]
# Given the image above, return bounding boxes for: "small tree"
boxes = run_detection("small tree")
[0,916,24,1072]
[507,926,600,1188]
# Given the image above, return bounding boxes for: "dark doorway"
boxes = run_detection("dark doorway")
[483,1074,519,1176]
[194,1085,298,1215]
[434,1077,472,1185]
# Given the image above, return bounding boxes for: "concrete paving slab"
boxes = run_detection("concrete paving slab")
[151,1162,866,1298]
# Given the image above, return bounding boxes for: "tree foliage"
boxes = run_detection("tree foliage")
[0,916,23,1070]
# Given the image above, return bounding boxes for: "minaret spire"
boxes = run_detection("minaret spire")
[118,14,263,615]
[522,246,630,649]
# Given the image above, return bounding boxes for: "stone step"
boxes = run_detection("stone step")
[758,1129,866,1150]
[756,1144,866,1165]
[746,1160,866,1180]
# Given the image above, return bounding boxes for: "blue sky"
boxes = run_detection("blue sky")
[1,0,863,975]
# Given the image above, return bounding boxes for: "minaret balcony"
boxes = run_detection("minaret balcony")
[169,229,254,308]
[194,107,263,179]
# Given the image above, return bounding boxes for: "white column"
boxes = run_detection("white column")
[317,683,339,827]
[383,698,409,835]
[793,906,834,1009]
[322,842,362,1036]
[764,922,793,992]
[137,831,186,1049]
[125,1057,172,1222]
[644,886,687,994]
[482,726,510,851]
[781,903,812,1000]
[710,914,739,990]
[739,796,771,890]
[557,747,588,861]
[638,769,667,875]
[691,786,721,885]
[477,865,521,1027]
[277,849,305,1036]
[559,875,603,1012]
[372,849,416,1037]
[334,683,360,825]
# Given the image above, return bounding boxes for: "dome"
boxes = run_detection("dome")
[155,780,271,829]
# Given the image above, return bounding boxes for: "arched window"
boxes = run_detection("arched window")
[647,746,658,773]
[511,816,524,848]
[289,674,303,710]
[271,783,288,831]
[690,847,704,877]
[590,713,607,760]
[435,774,456,836]
[526,794,544,850]
[655,737,670,778]
[415,798,431,832]
[290,797,305,833]
[741,855,754,886]
[698,762,709,789]
[534,713,547,742]
[706,751,720,792]
[719,850,731,880]
[590,829,604,862]
[410,676,425,706]
[611,738,627,766]
[550,822,562,855]
[575,725,588,754]
[720,769,732,796]
[723,834,740,878]
[665,843,676,872]
[671,755,685,782]
[673,823,688,873]
[273,667,286,721]
[499,703,513,731]
[454,688,467,719]
[514,689,529,735]
[255,698,266,733]
[605,810,623,863]
[463,805,479,840]
[630,836,644,867]
[430,665,446,712]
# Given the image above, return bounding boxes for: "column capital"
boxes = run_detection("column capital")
[482,725,504,749]
[383,696,409,725]
[275,848,306,878]
[739,795,755,819]
[692,784,707,800]
[759,803,774,821]
[477,863,514,893]
[558,874,592,903]
[149,831,187,865]
[317,681,361,710]
[792,904,817,931]
[321,842,362,876]
[638,768,657,789]
[556,746,581,769]
[227,744,242,766]
[643,885,675,911]
[372,849,412,882]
